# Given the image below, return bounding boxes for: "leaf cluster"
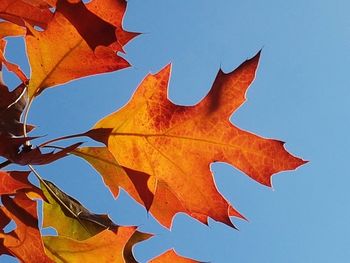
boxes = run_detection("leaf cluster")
[0,0,306,262]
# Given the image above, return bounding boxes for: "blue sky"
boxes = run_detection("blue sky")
[2,0,350,262]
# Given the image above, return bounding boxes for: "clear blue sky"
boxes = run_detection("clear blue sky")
[2,0,350,262]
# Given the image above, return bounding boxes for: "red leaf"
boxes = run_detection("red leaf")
[0,193,52,262]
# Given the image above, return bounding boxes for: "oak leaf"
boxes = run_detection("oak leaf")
[0,192,52,262]
[0,84,28,137]
[0,170,35,195]
[0,0,53,29]
[26,0,137,98]
[41,179,117,241]
[87,52,307,227]
[43,228,151,263]
[73,147,154,209]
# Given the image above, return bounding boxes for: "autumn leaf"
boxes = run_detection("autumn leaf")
[41,179,117,241]
[0,39,28,83]
[0,82,30,137]
[26,0,137,99]
[86,52,307,228]
[0,192,52,263]
[73,147,154,210]
[43,227,151,263]
[0,0,53,29]
[150,250,199,263]
[12,142,82,165]
[0,170,36,195]
[0,21,26,38]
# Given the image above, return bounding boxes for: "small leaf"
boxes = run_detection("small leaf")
[13,142,82,165]
[0,170,38,195]
[0,39,28,83]
[0,82,31,137]
[41,179,117,240]
[0,192,52,262]
[26,0,137,98]
[43,227,151,263]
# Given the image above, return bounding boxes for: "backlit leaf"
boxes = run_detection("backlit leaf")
[0,0,53,29]
[0,192,52,262]
[41,179,117,241]
[73,147,153,209]
[26,0,136,98]
[0,170,34,195]
[43,227,151,263]
[87,52,307,227]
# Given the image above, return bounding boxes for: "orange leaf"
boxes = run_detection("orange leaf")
[43,228,151,263]
[0,0,53,29]
[73,147,154,209]
[150,250,198,263]
[0,21,26,38]
[87,52,307,228]
[26,0,136,99]
[0,192,52,262]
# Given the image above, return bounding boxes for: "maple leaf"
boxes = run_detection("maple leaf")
[41,179,117,241]
[86,52,307,227]
[150,250,199,263]
[0,192,52,262]
[0,0,53,29]
[26,0,137,99]
[43,227,151,263]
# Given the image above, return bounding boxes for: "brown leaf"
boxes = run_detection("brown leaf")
[13,142,82,165]
[0,81,31,137]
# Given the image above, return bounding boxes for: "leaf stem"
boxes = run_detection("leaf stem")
[28,164,45,184]
[39,132,87,147]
